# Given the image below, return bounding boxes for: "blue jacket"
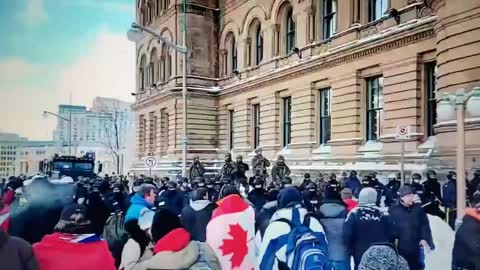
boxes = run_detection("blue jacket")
[124,194,152,223]
[344,176,361,197]
[343,205,394,266]
[318,200,349,261]
[157,190,185,216]
[442,180,456,208]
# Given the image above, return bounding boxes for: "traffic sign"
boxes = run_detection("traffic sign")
[395,125,410,140]
[145,156,157,168]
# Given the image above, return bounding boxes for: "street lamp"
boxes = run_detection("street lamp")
[127,22,189,178]
[437,86,480,229]
[43,111,72,156]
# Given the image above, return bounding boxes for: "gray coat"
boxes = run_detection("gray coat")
[0,230,39,270]
[318,200,349,261]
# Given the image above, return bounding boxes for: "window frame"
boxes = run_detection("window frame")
[252,104,261,149]
[319,88,332,145]
[228,110,235,150]
[323,0,337,39]
[282,97,292,147]
[368,0,389,22]
[255,26,264,65]
[286,9,296,54]
[366,76,384,141]
[231,40,238,72]
[425,62,437,137]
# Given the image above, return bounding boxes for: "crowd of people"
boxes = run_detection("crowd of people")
[0,149,479,270]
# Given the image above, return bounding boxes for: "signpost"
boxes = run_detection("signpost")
[395,126,410,183]
[145,156,157,176]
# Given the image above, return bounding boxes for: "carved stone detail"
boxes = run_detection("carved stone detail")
[419,6,434,18]
[312,42,332,55]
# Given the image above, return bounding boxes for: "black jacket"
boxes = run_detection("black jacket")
[255,201,278,237]
[389,202,434,255]
[343,205,394,266]
[303,190,323,213]
[157,190,186,216]
[180,200,215,242]
[452,209,480,270]
[247,188,268,211]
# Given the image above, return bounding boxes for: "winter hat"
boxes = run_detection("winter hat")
[358,244,410,270]
[60,204,88,222]
[55,204,91,234]
[151,209,183,243]
[138,208,155,230]
[277,187,303,209]
[398,185,414,198]
[358,187,378,206]
[192,188,208,201]
[341,188,353,198]
[219,185,240,200]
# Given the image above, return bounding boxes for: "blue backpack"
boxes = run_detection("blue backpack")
[260,208,328,270]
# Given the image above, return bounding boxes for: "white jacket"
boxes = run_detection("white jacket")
[119,239,153,270]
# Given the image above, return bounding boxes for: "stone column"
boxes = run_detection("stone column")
[305,6,316,43]
[272,24,280,57]
[220,49,227,76]
[245,38,252,67]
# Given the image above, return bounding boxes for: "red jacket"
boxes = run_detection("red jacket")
[33,233,116,270]
[344,198,358,212]
[0,205,10,232]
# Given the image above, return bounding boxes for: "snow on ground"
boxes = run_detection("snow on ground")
[425,214,455,270]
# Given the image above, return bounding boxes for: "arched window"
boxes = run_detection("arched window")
[139,55,147,90]
[285,8,295,54]
[225,32,237,75]
[323,0,337,39]
[255,26,263,65]
[150,48,158,85]
[161,44,170,81]
[231,38,237,72]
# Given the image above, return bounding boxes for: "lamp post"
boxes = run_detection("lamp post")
[437,86,480,229]
[127,17,189,177]
[43,111,72,155]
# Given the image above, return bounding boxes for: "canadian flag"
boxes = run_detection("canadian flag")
[206,195,256,270]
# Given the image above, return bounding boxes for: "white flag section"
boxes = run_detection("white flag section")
[425,214,455,270]
[206,195,256,270]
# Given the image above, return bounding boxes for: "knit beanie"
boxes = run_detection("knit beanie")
[151,209,182,243]
[358,187,378,206]
[277,187,303,209]
[358,245,410,270]
[398,185,414,198]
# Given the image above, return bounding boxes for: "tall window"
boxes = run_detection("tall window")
[319,88,331,144]
[369,0,388,22]
[323,0,337,39]
[282,97,292,147]
[150,48,157,85]
[228,110,235,150]
[426,62,437,137]
[252,104,260,149]
[286,9,296,54]
[160,109,169,152]
[157,0,160,15]
[366,76,384,141]
[232,41,238,72]
[256,27,263,65]
[139,55,147,90]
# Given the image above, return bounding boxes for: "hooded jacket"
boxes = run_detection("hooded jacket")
[180,199,215,242]
[142,228,220,270]
[33,233,116,270]
[125,194,153,223]
[452,208,480,270]
[248,187,268,211]
[158,190,187,216]
[0,230,39,270]
[358,245,410,270]
[318,200,349,261]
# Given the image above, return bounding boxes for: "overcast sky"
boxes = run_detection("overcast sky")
[0,0,136,140]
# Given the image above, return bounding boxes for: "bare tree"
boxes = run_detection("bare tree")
[99,101,123,175]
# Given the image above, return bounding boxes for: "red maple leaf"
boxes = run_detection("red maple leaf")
[219,223,248,269]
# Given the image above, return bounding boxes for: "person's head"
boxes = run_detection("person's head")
[133,179,144,192]
[318,172,324,181]
[277,155,285,165]
[388,173,397,182]
[255,148,262,155]
[426,170,437,180]
[254,178,265,189]
[358,187,378,206]
[304,173,311,180]
[219,185,240,200]
[55,204,91,234]
[306,182,317,192]
[192,188,209,201]
[399,185,415,207]
[206,178,214,189]
[329,173,337,181]
[151,209,183,243]
[350,170,357,177]
[224,152,232,162]
[137,184,157,206]
[196,177,206,188]
[341,188,353,200]
[236,155,243,163]
[447,171,456,181]
[362,175,372,186]
[193,156,200,164]
[277,187,303,209]
[282,176,293,187]
[358,244,410,270]
[411,173,422,183]
[166,181,177,191]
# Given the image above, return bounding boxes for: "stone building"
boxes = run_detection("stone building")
[131,0,480,178]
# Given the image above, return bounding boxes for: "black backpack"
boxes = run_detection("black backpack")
[103,211,129,267]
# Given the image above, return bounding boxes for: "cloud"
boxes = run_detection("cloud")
[0,31,135,140]
[19,0,48,26]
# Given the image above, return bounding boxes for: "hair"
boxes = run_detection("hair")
[192,188,208,201]
[137,184,156,197]
[151,209,182,243]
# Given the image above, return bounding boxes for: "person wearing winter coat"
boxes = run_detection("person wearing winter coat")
[234,155,250,184]
[422,170,445,219]
[125,184,156,223]
[180,188,216,242]
[303,182,323,213]
[341,188,358,212]
[143,209,221,270]
[189,156,205,181]
[452,185,480,270]
[271,155,291,185]
[442,171,457,229]
[33,204,116,270]
[248,178,268,211]
[326,173,342,197]
[344,171,362,197]
[257,187,327,270]
[255,188,279,238]
[205,179,219,203]
[86,191,111,236]
[0,228,39,270]
[119,215,153,270]
[343,187,394,269]
[386,173,401,202]
[157,181,186,216]
[358,244,410,270]
[467,170,480,203]
[389,185,434,270]
[219,153,237,184]
[318,187,350,270]
[251,148,270,179]
[300,173,312,191]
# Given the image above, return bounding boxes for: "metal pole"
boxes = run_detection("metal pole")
[455,91,466,229]
[400,139,405,184]
[181,0,188,178]
[69,93,72,156]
